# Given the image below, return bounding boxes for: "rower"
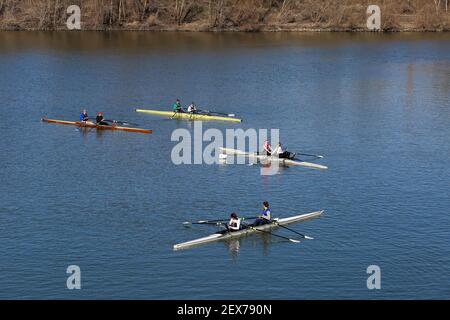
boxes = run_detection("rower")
[187,102,197,113]
[80,109,89,123]
[263,140,272,156]
[173,99,184,113]
[273,143,295,160]
[96,112,109,125]
[254,201,271,226]
[228,213,241,232]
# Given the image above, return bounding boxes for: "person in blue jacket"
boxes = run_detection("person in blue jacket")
[80,109,89,122]
[254,201,271,226]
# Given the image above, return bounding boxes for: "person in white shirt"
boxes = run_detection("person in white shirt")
[228,213,241,231]
[187,102,197,113]
[272,143,284,155]
[273,143,295,159]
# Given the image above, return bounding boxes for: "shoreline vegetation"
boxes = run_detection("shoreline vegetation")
[0,1,449,32]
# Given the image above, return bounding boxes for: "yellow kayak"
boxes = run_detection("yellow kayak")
[135,109,242,123]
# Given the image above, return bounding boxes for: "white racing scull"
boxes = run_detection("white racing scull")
[220,147,328,170]
[173,210,323,250]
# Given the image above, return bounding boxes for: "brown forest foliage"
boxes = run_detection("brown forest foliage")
[0,0,449,31]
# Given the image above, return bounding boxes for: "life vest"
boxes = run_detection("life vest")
[262,208,271,220]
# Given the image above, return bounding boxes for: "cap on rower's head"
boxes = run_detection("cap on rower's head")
[98,112,103,116]
[263,201,269,208]
[82,109,87,113]
[231,212,237,218]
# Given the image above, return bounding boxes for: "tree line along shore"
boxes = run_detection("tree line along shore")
[0,0,449,31]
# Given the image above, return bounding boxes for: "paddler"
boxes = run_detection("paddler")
[273,142,295,159]
[254,201,271,226]
[173,99,184,113]
[263,140,272,156]
[187,102,197,113]
[96,112,109,126]
[228,212,241,232]
[80,109,90,123]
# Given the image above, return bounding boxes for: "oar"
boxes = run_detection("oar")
[104,119,139,126]
[183,221,225,227]
[183,216,258,226]
[242,223,301,243]
[171,107,184,119]
[296,152,324,159]
[275,223,314,240]
[201,109,236,117]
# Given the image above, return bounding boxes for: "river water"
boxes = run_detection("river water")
[0,32,449,299]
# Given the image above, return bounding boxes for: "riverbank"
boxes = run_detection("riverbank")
[1,0,450,32]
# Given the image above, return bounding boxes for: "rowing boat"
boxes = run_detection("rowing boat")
[41,118,153,134]
[135,109,242,123]
[220,147,328,170]
[173,211,323,250]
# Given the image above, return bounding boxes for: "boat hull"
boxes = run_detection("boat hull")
[220,147,328,170]
[42,118,152,134]
[173,210,323,250]
[135,109,242,123]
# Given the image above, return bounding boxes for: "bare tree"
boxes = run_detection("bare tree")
[209,0,225,27]
[175,0,185,24]
[141,0,148,20]
[109,0,113,25]
[278,0,291,22]
[118,0,122,23]
[53,0,59,27]
[433,0,441,13]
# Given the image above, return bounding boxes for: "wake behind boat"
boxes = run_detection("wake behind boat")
[174,211,323,250]
[220,147,328,170]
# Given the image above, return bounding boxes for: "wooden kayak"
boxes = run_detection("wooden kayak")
[41,118,152,134]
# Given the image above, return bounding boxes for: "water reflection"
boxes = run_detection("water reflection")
[220,156,285,175]
[225,233,277,259]
[1,31,449,54]
[76,126,108,138]
[226,239,240,260]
